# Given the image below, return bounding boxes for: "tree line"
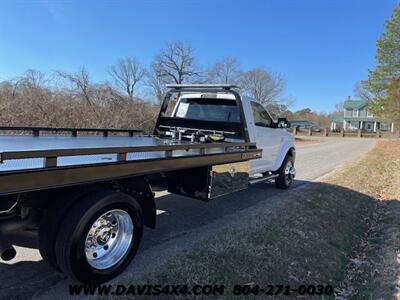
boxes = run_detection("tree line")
[0,40,333,132]
[356,4,400,128]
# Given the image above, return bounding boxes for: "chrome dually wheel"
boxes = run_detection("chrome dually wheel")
[85,209,134,270]
[55,191,143,284]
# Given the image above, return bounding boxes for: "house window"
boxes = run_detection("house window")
[380,123,389,131]
[345,109,353,117]
[353,110,358,117]
[366,111,373,117]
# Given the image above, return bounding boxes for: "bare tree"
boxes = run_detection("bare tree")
[334,102,344,113]
[108,57,145,100]
[152,41,199,84]
[207,57,242,84]
[56,67,93,106]
[267,103,291,119]
[241,67,285,106]
[21,69,47,88]
[353,81,373,101]
[3,70,46,100]
[146,66,167,105]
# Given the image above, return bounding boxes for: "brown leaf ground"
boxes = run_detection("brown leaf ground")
[333,141,400,300]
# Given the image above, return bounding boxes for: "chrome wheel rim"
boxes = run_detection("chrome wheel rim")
[85,209,133,270]
[284,161,296,184]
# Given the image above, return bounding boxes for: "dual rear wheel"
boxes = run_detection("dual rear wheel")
[39,191,143,284]
[38,158,295,284]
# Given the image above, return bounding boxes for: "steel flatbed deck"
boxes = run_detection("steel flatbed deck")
[0,135,261,196]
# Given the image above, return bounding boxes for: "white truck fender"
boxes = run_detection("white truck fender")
[271,141,296,172]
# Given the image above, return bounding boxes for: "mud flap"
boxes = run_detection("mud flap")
[119,177,156,229]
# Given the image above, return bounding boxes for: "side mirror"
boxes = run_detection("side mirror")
[274,118,290,128]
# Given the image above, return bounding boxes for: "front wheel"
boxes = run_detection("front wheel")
[55,190,143,284]
[275,156,296,189]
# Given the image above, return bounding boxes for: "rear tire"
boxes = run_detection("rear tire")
[38,194,79,271]
[55,190,143,284]
[275,155,295,189]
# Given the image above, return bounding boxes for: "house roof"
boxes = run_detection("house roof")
[344,117,382,122]
[343,100,367,110]
[332,115,344,122]
[289,120,312,125]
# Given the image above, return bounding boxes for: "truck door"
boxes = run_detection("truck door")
[248,101,282,174]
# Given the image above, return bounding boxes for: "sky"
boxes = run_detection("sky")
[0,0,398,112]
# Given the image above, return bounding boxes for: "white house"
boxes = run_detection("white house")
[331,98,394,132]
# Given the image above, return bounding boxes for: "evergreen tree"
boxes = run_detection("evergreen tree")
[363,4,400,126]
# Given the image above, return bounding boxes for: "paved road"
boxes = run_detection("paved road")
[0,137,376,299]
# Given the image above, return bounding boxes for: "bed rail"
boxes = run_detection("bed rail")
[0,141,261,195]
[0,126,142,137]
[0,142,257,168]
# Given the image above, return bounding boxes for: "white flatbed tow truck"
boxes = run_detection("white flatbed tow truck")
[0,84,295,283]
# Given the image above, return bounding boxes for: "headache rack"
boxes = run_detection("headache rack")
[156,84,250,142]
[0,140,261,196]
[165,84,240,90]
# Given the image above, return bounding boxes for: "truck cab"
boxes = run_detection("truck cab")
[164,85,296,179]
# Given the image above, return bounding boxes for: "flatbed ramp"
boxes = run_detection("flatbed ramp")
[0,135,261,195]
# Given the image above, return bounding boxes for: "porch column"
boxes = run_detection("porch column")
[392,122,395,133]
[330,122,334,130]
[343,120,347,130]
[373,122,377,132]
[359,121,363,130]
